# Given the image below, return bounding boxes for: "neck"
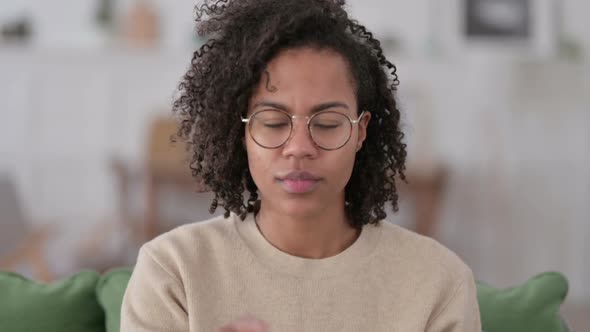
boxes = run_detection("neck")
[254,200,360,259]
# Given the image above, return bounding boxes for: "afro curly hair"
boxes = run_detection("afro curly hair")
[173,0,407,228]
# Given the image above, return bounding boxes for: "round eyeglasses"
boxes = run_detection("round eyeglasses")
[241,110,366,150]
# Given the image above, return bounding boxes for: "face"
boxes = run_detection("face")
[245,47,370,218]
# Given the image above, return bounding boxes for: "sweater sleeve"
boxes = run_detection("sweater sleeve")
[120,244,189,332]
[426,269,482,332]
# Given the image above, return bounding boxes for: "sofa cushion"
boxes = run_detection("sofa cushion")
[0,270,104,332]
[96,268,132,332]
[477,271,569,332]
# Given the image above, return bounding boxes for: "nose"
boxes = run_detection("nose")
[281,119,318,159]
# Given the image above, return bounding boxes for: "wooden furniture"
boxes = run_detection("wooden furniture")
[143,117,208,240]
[400,166,448,238]
[112,116,208,245]
[0,175,55,282]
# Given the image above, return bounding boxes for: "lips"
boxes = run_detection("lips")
[276,171,321,194]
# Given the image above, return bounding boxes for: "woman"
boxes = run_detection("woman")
[121,0,481,331]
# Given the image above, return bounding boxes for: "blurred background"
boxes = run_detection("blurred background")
[0,0,588,328]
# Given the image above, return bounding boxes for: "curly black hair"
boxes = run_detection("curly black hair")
[173,0,407,228]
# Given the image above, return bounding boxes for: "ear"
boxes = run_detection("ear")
[356,111,371,151]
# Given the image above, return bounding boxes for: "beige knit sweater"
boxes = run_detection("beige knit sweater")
[121,213,481,332]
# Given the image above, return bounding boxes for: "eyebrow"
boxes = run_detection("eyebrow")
[252,101,350,114]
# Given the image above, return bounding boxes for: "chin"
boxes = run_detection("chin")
[276,195,326,218]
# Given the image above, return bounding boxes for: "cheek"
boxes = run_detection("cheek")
[245,138,273,186]
[343,151,358,181]
[324,147,358,187]
[245,138,260,170]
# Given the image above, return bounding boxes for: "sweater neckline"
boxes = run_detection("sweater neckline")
[234,212,382,279]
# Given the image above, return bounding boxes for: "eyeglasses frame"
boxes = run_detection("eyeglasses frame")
[241,109,367,150]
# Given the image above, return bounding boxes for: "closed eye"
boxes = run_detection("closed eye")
[263,122,290,129]
[313,123,341,129]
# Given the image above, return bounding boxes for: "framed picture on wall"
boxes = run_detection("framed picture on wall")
[434,0,557,58]
[465,0,531,39]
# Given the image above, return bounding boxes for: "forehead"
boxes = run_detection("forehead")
[250,47,356,107]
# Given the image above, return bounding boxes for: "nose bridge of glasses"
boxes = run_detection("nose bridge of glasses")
[290,114,312,125]
[288,114,313,139]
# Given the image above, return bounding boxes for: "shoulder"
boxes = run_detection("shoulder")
[372,222,480,326]
[147,213,237,251]
[374,221,473,287]
[138,213,240,278]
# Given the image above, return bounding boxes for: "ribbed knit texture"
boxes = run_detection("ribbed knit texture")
[121,213,481,332]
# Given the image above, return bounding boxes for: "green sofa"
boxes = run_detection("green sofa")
[0,269,570,332]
